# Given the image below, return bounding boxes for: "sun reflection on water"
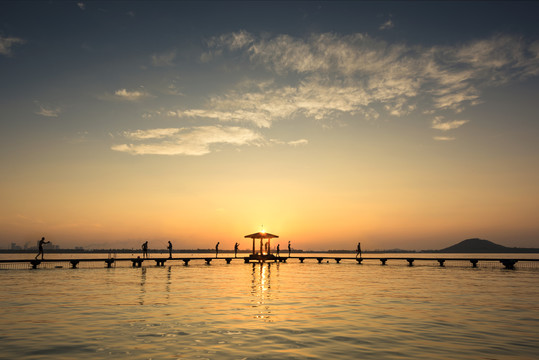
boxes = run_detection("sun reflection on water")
[250,262,273,322]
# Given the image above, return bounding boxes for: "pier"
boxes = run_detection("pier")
[1,256,538,270]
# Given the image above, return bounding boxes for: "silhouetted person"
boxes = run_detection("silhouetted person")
[215,242,220,257]
[167,241,173,259]
[288,241,291,256]
[234,242,239,258]
[276,244,280,256]
[356,242,362,258]
[35,237,50,260]
[142,241,148,258]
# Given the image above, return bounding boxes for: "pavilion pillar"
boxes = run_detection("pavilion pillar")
[252,238,255,255]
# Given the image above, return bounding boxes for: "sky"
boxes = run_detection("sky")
[1,1,539,251]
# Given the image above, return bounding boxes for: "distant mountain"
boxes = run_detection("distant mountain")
[436,238,539,253]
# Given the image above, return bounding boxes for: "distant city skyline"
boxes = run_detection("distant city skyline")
[1,1,538,250]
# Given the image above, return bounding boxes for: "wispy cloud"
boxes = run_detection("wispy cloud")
[35,102,62,117]
[77,2,85,10]
[194,31,539,130]
[431,116,469,131]
[151,50,176,67]
[100,88,152,101]
[379,19,394,30]
[288,139,308,146]
[112,125,262,156]
[0,35,25,56]
[434,136,456,141]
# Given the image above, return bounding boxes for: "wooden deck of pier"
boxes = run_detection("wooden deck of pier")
[1,256,538,269]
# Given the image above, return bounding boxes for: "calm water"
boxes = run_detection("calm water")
[1,254,538,359]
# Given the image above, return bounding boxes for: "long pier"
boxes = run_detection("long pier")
[1,256,538,270]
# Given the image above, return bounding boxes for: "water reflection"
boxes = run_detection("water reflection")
[250,262,275,322]
[165,265,171,301]
[139,267,146,305]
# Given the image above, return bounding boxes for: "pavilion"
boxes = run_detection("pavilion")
[244,231,280,262]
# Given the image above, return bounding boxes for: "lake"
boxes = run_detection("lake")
[1,253,538,359]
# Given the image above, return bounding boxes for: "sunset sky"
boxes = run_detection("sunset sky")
[1,1,538,250]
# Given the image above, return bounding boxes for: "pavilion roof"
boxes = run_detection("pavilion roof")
[244,232,279,239]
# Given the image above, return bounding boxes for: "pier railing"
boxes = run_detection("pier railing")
[1,256,538,270]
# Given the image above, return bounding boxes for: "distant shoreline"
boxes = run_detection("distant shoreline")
[2,248,539,254]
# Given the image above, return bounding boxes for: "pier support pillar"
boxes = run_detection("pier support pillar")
[335,258,341,264]
[182,259,191,266]
[70,260,79,269]
[154,259,166,266]
[317,257,324,263]
[205,258,212,265]
[225,258,232,264]
[105,259,115,268]
[30,260,41,269]
[299,258,305,263]
[244,258,249,263]
[356,258,363,264]
[132,258,143,267]
[470,260,478,268]
[437,259,445,267]
[407,258,415,266]
[500,259,517,270]
[380,258,387,265]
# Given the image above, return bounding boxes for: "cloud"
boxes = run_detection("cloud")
[288,139,308,146]
[434,136,456,141]
[197,31,539,130]
[379,20,394,30]
[35,102,62,117]
[103,88,152,101]
[77,2,85,10]
[112,125,262,156]
[151,50,176,67]
[0,35,26,56]
[431,116,469,131]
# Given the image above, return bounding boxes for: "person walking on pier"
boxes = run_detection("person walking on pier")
[215,242,220,257]
[167,241,173,259]
[142,241,148,258]
[356,242,362,258]
[234,242,239,258]
[288,241,291,257]
[35,237,50,260]
[276,244,280,257]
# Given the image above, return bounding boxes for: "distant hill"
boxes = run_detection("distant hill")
[436,238,539,253]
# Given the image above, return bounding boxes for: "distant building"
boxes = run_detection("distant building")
[10,243,22,250]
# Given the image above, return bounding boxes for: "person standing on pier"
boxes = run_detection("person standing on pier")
[276,244,280,257]
[142,241,148,258]
[35,237,50,260]
[234,242,239,258]
[288,241,291,257]
[356,242,362,258]
[215,242,220,257]
[167,241,173,259]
